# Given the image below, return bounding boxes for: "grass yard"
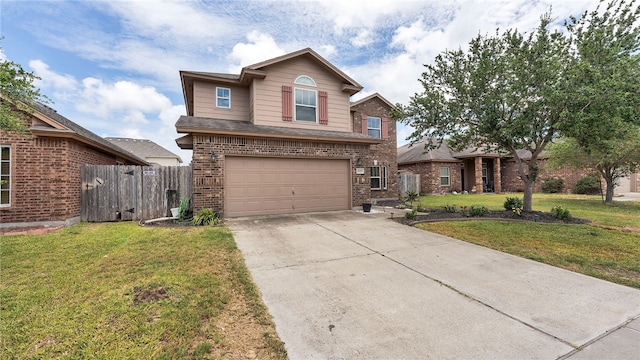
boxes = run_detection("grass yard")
[0,223,287,359]
[412,193,640,289]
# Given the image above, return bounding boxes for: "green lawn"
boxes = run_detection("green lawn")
[0,223,287,360]
[412,193,640,289]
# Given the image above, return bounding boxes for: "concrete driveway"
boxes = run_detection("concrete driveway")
[229,210,640,359]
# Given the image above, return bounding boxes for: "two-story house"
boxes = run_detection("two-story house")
[175,48,398,217]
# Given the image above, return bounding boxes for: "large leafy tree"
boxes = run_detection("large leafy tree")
[548,127,640,203]
[392,14,571,212]
[0,42,49,133]
[558,0,640,203]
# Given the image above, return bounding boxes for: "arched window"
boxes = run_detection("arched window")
[293,75,317,122]
[294,75,316,87]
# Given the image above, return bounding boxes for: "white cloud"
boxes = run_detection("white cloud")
[227,31,286,73]
[351,29,374,47]
[77,78,172,118]
[29,59,78,90]
[0,48,6,61]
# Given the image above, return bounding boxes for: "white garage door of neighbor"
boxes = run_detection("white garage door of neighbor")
[225,157,351,217]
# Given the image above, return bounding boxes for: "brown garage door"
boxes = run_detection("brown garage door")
[225,157,350,217]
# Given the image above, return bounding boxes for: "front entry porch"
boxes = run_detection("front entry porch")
[460,157,502,194]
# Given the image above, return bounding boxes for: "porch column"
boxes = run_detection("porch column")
[474,156,483,194]
[494,157,502,193]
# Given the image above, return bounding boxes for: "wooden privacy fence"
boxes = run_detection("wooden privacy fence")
[399,172,421,195]
[81,165,192,222]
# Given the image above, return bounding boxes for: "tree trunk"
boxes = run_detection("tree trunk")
[523,179,535,212]
[512,152,538,212]
[604,175,615,204]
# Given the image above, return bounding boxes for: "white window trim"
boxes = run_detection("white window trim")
[294,75,316,86]
[440,166,450,186]
[294,87,317,122]
[370,165,388,190]
[367,116,382,139]
[216,87,231,109]
[0,145,11,207]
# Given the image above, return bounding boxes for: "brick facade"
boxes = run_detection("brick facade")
[351,97,399,201]
[191,135,372,214]
[399,161,463,194]
[1,117,120,227]
[501,158,597,193]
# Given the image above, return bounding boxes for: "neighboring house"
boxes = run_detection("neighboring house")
[398,138,594,194]
[616,173,640,193]
[1,102,147,231]
[105,137,183,166]
[175,48,398,217]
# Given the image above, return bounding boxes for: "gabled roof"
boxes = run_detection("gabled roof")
[28,102,148,165]
[398,138,543,164]
[105,137,183,164]
[398,139,461,164]
[175,116,382,148]
[180,48,363,116]
[351,93,395,109]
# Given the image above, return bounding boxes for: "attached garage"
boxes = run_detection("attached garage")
[225,156,351,217]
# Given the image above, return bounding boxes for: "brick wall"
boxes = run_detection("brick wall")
[501,158,596,193]
[399,162,462,194]
[191,135,372,214]
[1,119,117,225]
[351,97,399,200]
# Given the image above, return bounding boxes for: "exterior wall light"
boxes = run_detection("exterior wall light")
[210,151,216,161]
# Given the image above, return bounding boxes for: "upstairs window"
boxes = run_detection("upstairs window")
[294,88,317,122]
[216,87,230,108]
[294,75,316,86]
[367,117,381,138]
[1,145,10,206]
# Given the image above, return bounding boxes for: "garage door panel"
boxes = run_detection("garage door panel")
[225,157,350,217]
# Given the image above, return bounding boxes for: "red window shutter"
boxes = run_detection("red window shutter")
[282,86,292,121]
[361,114,368,134]
[381,117,389,139]
[319,91,328,125]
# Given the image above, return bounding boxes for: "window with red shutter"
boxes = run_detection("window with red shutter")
[282,86,292,121]
[319,91,328,125]
[381,117,389,139]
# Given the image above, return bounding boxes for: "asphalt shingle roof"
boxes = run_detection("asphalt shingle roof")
[105,137,183,163]
[30,102,148,165]
[175,116,382,144]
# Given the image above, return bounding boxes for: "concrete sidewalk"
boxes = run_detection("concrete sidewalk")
[229,211,640,359]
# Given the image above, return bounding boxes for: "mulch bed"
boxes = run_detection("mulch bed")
[392,209,590,225]
[372,199,591,226]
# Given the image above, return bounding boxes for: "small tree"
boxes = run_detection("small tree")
[0,41,50,133]
[557,0,640,202]
[547,131,640,203]
[392,14,571,212]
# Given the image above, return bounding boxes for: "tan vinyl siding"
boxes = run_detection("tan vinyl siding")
[193,82,250,120]
[252,57,351,132]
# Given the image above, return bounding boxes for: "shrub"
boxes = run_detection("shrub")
[444,204,457,213]
[503,197,523,211]
[551,206,571,220]
[405,208,417,220]
[192,209,221,226]
[177,198,192,220]
[468,205,488,217]
[405,190,419,205]
[541,178,564,193]
[574,174,601,195]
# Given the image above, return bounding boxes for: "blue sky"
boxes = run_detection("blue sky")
[1,0,599,162]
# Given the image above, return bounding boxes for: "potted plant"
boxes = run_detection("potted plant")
[362,200,372,213]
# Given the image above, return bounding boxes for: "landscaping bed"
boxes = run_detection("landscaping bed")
[392,208,591,225]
